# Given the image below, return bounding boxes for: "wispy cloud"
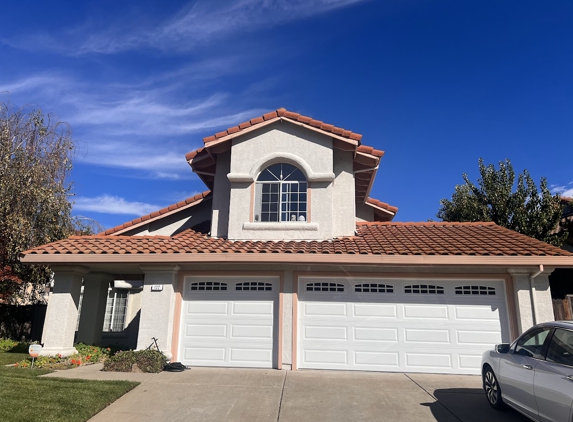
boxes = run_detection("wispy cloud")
[3,0,367,55]
[73,195,161,215]
[552,181,573,198]
[0,71,267,179]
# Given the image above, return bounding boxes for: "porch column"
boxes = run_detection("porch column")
[136,265,180,359]
[76,273,113,346]
[509,268,555,334]
[40,266,88,356]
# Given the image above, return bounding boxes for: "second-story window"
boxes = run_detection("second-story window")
[254,163,307,222]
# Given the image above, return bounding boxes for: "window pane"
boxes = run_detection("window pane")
[546,329,573,366]
[515,328,552,359]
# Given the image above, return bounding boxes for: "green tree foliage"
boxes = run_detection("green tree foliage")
[437,158,568,247]
[0,102,99,302]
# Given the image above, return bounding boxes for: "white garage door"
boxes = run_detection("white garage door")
[179,276,279,368]
[297,277,510,375]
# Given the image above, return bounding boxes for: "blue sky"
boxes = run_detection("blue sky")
[1,0,572,229]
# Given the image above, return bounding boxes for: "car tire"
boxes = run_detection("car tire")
[483,366,505,410]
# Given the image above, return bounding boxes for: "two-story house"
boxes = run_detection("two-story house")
[21,108,573,375]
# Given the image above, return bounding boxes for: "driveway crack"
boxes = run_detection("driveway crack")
[277,371,287,422]
[405,374,463,422]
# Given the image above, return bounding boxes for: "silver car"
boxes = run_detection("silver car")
[482,321,573,422]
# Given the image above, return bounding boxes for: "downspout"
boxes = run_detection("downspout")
[529,264,544,325]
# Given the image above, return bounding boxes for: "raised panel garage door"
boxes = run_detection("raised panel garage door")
[297,277,511,375]
[179,276,278,368]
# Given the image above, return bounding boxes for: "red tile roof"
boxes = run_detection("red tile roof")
[101,191,212,236]
[23,222,572,258]
[366,198,399,214]
[201,108,363,145]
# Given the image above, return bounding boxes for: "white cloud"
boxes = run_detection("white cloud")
[552,182,573,198]
[0,71,267,179]
[3,0,367,55]
[73,195,161,215]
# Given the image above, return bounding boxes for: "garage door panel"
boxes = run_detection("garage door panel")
[304,325,347,340]
[298,277,509,374]
[403,305,448,319]
[186,301,229,315]
[231,324,273,339]
[353,303,397,317]
[303,302,347,316]
[354,351,400,367]
[404,329,450,343]
[232,301,274,315]
[405,353,452,369]
[353,327,398,342]
[185,324,227,338]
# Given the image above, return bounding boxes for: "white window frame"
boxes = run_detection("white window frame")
[254,163,308,223]
[103,289,128,333]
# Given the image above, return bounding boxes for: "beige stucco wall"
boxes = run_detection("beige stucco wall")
[224,121,357,240]
[123,199,212,237]
[356,203,374,222]
[211,150,231,238]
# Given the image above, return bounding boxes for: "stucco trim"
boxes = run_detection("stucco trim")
[23,254,573,267]
[243,222,319,231]
[504,276,519,340]
[170,273,184,362]
[227,152,335,183]
[292,272,299,371]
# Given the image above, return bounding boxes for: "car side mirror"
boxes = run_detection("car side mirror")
[496,343,511,354]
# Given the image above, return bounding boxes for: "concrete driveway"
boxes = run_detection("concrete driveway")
[45,365,530,422]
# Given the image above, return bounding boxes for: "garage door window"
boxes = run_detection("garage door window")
[455,286,495,296]
[306,282,344,292]
[190,281,227,291]
[236,282,272,291]
[355,283,393,293]
[404,284,444,294]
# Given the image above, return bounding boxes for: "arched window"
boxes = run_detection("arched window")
[254,163,307,222]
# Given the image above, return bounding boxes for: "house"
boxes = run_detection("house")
[20,108,573,375]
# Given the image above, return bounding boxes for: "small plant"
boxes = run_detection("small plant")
[103,349,165,373]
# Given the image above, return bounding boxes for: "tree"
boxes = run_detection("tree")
[0,102,92,303]
[437,158,568,247]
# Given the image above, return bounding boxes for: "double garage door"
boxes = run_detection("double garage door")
[178,276,510,374]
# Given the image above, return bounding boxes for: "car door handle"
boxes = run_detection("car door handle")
[567,375,573,382]
[522,364,533,370]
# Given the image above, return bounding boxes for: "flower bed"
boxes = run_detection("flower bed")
[14,343,114,369]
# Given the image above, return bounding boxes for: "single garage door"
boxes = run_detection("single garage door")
[179,276,279,368]
[297,277,510,375]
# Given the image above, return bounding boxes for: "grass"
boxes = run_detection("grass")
[0,352,139,422]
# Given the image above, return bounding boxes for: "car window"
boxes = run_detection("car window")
[514,327,552,359]
[546,329,573,367]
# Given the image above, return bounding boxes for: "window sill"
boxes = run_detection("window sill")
[243,222,319,231]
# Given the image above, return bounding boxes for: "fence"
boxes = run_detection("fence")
[552,296,573,321]
[0,304,47,341]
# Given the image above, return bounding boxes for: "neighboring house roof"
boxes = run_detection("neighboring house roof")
[21,222,573,267]
[102,191,212,236]
[185,108,391,207]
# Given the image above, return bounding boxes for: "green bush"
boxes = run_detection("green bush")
[103,350,165,373]
[0,338,31,353]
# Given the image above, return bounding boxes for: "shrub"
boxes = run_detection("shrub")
[103,350,165,373]
[0,338,32,353]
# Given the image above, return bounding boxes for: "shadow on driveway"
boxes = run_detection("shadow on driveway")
[426,388,531,422]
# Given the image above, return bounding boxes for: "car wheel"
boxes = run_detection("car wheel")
[483,366,504,410]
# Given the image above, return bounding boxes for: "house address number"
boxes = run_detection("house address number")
[151,285,163,292]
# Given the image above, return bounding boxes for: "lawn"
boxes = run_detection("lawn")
[0,352,139,422]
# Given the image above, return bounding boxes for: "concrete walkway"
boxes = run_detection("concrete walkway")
[42,365,530,422]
